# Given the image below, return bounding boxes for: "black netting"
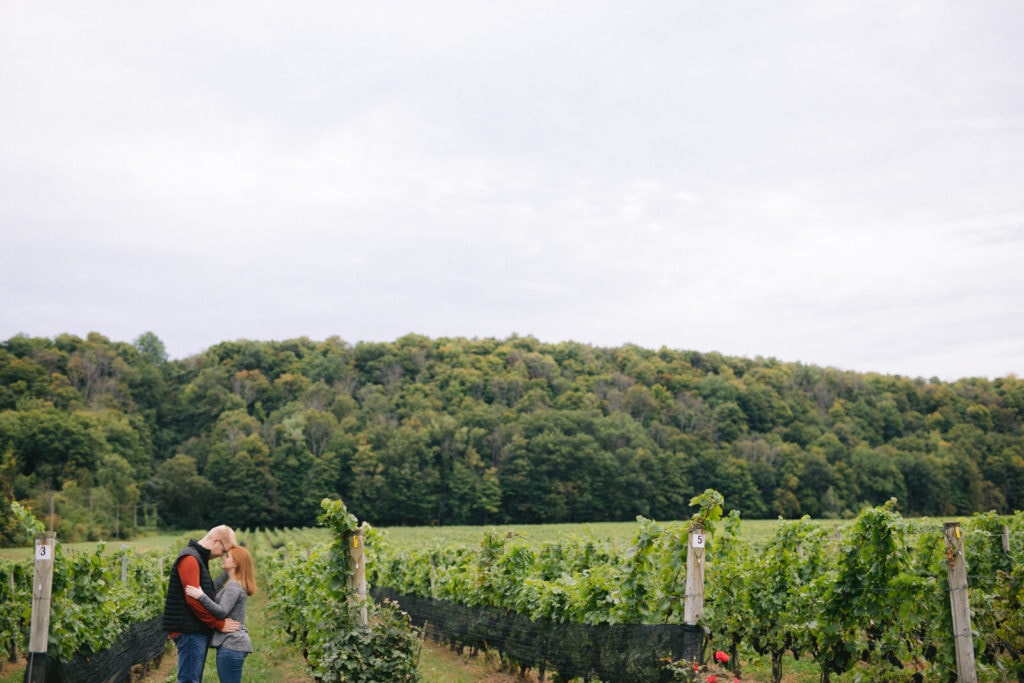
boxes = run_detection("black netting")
[25,615,167,683]
[373,588,704,683]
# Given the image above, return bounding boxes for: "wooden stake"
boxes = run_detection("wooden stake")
[684,523,706,625]
[681,523,707,664]
[944,522,977,683]
[7,570,17,663]
[349,526,368,625]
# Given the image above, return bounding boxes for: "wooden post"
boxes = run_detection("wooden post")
[944,522,977,683]
[8,570,18,664]
[26,532,56,683]
[684,523,706,625]
[681,522,706,663]
[349,525,368,626]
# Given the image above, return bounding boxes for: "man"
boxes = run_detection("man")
[163,525,242,683]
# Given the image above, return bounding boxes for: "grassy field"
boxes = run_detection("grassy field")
[2,512,966,561]
[0,516,851,562]
[0,527,331,561]
[0,530,193,561]
[376,516,854,550]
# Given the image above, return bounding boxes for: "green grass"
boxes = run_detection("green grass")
[0,530,191,562]
[376,516,855,551]
[0,526,331,562]
[417,643,507,683]
[5,515,944,562]
[196,589,308,683]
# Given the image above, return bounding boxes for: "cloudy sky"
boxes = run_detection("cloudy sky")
[2,2,1022,381]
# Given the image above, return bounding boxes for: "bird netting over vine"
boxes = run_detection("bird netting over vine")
[372,587,703,683]
[26,614,166,683]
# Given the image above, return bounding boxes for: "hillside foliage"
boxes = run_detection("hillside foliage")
[1,331,1022,543]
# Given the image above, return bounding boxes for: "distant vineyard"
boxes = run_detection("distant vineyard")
[237,526,328,552]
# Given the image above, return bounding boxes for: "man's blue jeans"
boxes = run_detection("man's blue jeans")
[172,632,209,683]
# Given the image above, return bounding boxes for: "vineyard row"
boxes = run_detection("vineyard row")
[354,504,1024,682]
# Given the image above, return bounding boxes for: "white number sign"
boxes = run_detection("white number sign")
[35,542,52,561]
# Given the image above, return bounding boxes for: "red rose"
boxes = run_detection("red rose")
[706,676,718,683]
[714,650,730,664]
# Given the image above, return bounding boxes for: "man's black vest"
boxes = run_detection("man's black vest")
[162,540,218,634]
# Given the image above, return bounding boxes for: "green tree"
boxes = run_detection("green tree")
[148,454,216,528]
[347,437,387,522]
[133,331,168,365]
[712,401,748,443]
[204,433,274,528]
[1,408,101,490]
[96,452,141,537]
[850,446,907,507]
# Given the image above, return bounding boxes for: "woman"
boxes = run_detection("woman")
[185,545,256,683]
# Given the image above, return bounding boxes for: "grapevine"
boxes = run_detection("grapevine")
[368,496,1024,682]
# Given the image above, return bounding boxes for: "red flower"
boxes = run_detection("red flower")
[714,650,730,664]
[706,676,718,683]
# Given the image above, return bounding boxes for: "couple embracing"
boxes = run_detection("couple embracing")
[162,525,257,683]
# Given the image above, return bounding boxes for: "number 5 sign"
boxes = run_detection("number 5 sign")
[691,532,705,548]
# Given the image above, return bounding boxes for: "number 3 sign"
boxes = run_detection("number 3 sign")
[35,542,52,561]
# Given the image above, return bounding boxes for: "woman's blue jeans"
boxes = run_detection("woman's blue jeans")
[216,647,248,683]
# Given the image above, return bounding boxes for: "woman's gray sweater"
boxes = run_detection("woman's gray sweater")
[195,577,253,652]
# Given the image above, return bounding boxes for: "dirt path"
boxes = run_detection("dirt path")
[138,635,530,683]
[135,590,529,683]
[137,589,311,682]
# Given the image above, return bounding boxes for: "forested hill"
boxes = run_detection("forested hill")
[1,331,1022,544]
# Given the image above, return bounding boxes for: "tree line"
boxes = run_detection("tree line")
[1,331,1022,544]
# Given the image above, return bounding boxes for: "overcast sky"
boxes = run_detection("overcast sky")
[2,2,1022,381]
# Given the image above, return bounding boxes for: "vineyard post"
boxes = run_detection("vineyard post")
[683,522,706,661]
[944,522,977,683]
[26,532,56,683]
[8,570,18,664]
[349,524,368,626]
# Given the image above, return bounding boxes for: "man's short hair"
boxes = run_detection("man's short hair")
[207,524,237,550]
